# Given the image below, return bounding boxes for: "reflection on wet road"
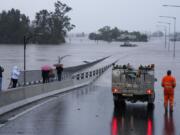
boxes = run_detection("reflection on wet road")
[163,113,175,135]
[112,104,154,135]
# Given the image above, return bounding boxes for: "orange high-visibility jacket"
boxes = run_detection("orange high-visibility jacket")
[162,75,176,92]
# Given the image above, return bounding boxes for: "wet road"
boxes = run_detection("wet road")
[0,72,114,135]
[0,38,180,134]
[0,68,179,135]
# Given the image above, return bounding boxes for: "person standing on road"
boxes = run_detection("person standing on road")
[10,66,20,88]
[161,70,176,113]
[41,65,52,83]
[41,69,50,83]
[56,64,63,81]
[0,65,4,91]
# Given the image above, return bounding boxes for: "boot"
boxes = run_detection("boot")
[170,106,174,113]
[164,106,168,114]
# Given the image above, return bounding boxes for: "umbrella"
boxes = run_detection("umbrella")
[53,63,63,68]
[41,65,52,71]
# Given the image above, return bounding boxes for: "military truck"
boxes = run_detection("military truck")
[112,64,155,106]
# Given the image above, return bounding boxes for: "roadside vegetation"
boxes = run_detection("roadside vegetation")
[89,26,148,42]
[0,1,75,44]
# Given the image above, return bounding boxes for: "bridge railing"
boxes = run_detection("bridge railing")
[17,70,71,86]
[16,56,110,87]
[72,65,111,81]
[0,62,114,115]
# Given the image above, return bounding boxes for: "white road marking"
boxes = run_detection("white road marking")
[0,93,69,128]
[8,98,56,121]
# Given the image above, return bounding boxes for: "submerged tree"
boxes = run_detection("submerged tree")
[33,1,75,44]
[89,26,148,42]
[0,1,74,44]
[0,8,30,44]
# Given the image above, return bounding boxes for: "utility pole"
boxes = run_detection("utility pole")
[159,16,176,58]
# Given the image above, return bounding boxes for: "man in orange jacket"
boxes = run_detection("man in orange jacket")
[161,70,176,112]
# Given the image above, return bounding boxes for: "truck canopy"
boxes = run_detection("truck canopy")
[112,64,155,95]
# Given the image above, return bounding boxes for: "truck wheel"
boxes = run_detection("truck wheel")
[114,100,119,107]
[147,102,154,110]
[119,100,126,109]
[114,100,126,108]
[151,93,155,102]
[119,100,126,106]
[148,93,155,104]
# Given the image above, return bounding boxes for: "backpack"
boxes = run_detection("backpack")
[0,66,4,72]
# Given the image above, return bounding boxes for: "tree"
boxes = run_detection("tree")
[152,31,164,37]
[89,33,97,40]
[0,8,30,44]
[111,27,120,40]
[33,1,75,44]
[88,26,148,42]
[32,10,53,44]
[98,26,112,41]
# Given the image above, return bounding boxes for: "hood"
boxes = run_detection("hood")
[13,66,18,71]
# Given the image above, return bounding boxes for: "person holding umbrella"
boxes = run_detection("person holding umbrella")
[41,65,51,83]
[54,64,63,81]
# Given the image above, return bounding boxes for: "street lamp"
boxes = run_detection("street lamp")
[159,16,176,58]
[156,25,167,49]
[23,35,33,86]
[23,33,42,86]
[58,55,71,64]
[157,21,171,51]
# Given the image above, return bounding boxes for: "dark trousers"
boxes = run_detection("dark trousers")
[42,71,49,83]
[43,77,49,83]
[0,77,2,90]
[12,79,18,88]
[58,73,62,81]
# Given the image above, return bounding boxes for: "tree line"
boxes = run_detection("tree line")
[89,26,148,42]
[0,1,75,44]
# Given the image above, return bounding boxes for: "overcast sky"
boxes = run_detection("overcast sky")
[0,0,180,33]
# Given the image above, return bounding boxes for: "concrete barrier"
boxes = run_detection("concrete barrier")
[0,61,114,115]
[17,56,110,86]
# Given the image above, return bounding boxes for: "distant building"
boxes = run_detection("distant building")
[151,31,164,37]
[117,34,137,40]
[170,32,180,41]
[76,32,86,37]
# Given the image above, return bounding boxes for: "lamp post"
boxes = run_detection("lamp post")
[156,25,167,49]
[23,33,43,85]
[23,36,26,86]
[159,16,176,58]
[157,21,171,51]
[58,55,71,64]
[23,36,32,86]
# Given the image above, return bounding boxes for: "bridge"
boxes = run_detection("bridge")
[0,56,116,116]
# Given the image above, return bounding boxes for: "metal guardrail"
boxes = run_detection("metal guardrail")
[72,64,112,81]
[16,64,112,87]
[0,59,115,115]
[17,70,71,86]
[17,56,110,87]
[16,56,111,87]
